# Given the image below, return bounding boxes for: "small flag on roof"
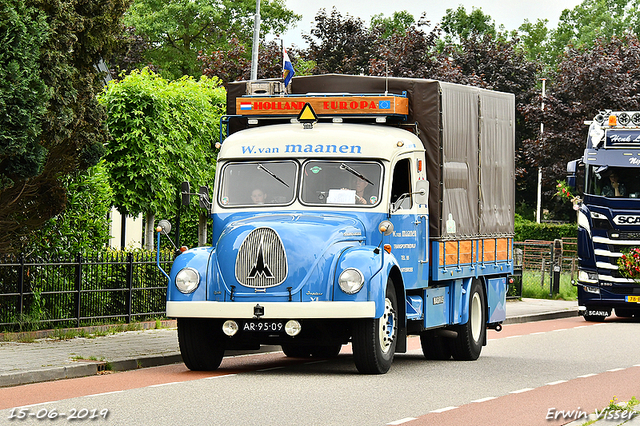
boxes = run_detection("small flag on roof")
[283,48,295,87]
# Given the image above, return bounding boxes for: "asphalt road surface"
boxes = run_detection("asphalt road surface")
[1,316,639,426]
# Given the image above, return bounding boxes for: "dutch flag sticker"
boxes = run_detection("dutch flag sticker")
[240,102,253,111]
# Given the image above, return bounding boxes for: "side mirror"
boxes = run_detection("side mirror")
[199,186,211,210]
[566,159,581,190]
[181,182,191,206]
[415,180,429,206]
[157,219,172,234]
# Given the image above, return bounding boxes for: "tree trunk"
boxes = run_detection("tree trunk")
[198,212,207,246]
[145,211,155,251]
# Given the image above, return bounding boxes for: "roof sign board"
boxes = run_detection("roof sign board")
[235,95,408,117]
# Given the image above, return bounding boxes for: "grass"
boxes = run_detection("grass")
[579,396,639,426]
[520,271,578,300]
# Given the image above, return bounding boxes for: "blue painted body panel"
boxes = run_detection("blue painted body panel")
[165,207,510,327]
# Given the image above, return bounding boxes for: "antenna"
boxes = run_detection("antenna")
[385,62,389,96]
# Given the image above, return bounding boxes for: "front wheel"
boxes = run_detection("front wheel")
[352,280,398,374]
[450,279,486,361]
[178,318,226,371]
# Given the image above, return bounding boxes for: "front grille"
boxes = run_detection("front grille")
[235,227,288,288]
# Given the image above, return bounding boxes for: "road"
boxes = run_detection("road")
[1,316,639,426]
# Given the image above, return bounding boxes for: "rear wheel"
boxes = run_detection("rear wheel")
[352,280,398,374]
[178,318,225,371]
[450,279,486,361]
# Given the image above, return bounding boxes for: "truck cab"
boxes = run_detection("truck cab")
[570,111,640,320]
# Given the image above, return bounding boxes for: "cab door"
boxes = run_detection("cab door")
[389,154,428,290]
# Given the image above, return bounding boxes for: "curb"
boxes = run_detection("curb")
[503,309,580,325]
[0,320,178,343]
[0,353,184,388]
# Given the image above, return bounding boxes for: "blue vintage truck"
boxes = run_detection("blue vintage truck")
[158,75,515,374]
[568,110,640,321]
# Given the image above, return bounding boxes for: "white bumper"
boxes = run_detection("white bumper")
[166,301,376,319]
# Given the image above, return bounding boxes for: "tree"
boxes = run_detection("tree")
[520,34,640,218]
[199,38,304,84]
[0,0,49,193]
[98,69,226,249]
[0,0,130,254]
[24,161,114,258]
[368,14,449,80]
[518,19,551,63]
[303,8,377,75]
[370,11,415,39]
[123,0,300,79]
[439,6,496,45]
[547,0,640,66]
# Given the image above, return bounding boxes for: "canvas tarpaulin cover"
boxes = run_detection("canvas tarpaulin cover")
[226,74,514,240]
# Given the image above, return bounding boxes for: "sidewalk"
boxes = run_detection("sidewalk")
[0,298,580,388]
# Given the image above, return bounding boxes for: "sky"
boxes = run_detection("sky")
[275,0,586,48]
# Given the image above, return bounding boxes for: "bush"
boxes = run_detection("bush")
[515,214,577,241]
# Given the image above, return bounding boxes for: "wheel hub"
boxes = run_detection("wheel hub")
[379,297,396,353]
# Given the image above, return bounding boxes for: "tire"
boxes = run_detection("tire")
[450,279,486,361]
[352,280,398,374]
[178,318,226,371]
[420,331,452,360]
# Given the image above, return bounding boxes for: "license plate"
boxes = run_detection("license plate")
[626,295,640,303]
[242,320,284,332]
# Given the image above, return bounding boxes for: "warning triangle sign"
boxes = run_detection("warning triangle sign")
[297,102,318,123]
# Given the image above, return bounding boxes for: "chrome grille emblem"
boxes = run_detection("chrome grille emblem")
[235,227,287,288]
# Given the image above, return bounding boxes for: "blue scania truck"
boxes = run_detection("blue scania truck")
[158,74,515,374]
[568,110,640,321]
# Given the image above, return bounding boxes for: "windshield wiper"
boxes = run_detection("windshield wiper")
[257,163,290,187]
[340,163,374,186]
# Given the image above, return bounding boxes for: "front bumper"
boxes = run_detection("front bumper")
[166,301,376,319]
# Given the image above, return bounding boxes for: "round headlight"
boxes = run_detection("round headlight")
[175,267,200,293]
[338,268,364,294]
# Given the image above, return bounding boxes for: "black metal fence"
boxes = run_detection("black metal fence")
[0,251,173,332]
[509,238,578,298]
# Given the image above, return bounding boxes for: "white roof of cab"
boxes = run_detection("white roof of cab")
[218,122,424,161]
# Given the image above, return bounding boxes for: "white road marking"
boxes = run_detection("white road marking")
[387,417,417,425]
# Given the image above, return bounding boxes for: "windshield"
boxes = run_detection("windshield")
[301,161,382,206]
[219,161,298,206]
[218,160,383,208]
[586,165,640,198]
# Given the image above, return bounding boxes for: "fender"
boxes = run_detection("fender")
[167,247,215,302]
[457,277,474,325]
[333,246,402,319]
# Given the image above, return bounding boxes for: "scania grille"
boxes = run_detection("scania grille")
[592,234,639,282]
[235,227,288,288]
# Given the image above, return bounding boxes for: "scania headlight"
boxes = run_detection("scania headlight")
[578,270,598,284]
[338,268,364,294]
[577,210,591,236]
[175,267,200,293]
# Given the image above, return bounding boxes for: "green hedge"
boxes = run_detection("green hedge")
[515,214,577,242]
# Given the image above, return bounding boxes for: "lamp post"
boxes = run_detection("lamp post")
[250,0,260,81]
[536,78,546,223]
